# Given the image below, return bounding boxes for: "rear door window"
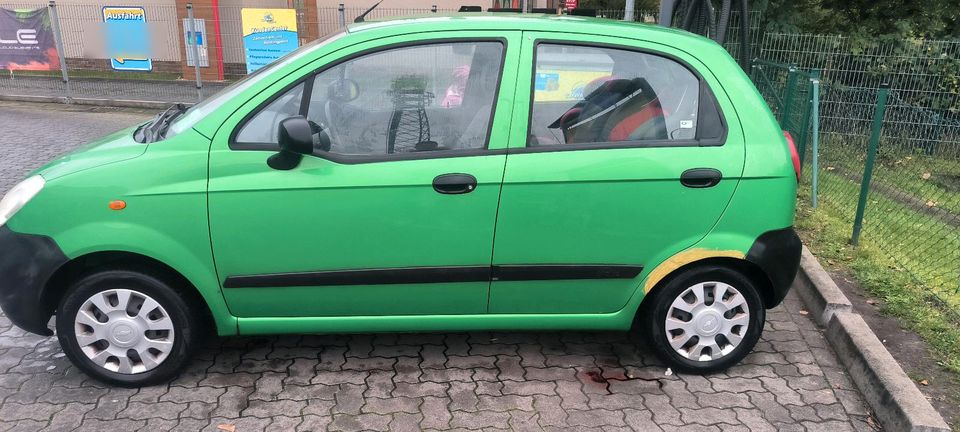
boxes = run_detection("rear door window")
[528,43,723,147]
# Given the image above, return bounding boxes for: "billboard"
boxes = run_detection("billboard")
[241,8,298,74]
[102,7,152,72]
[0,7,60,71]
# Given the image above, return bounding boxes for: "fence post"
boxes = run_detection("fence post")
[810,77,821,208]
[624,0,635,21]
[851,84,890,246]
[796,69,821,166]
[186,3,203,102]
[779,66,799,127]
[48,1,70,101]
[338,4,346,28]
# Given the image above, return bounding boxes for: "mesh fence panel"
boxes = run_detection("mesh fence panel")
[752,33,960,314]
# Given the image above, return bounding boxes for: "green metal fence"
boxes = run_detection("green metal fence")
[750,34,960,316]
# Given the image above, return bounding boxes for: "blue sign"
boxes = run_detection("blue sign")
[103,7,152,72]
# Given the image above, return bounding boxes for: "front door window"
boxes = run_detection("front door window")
[234,41,505,158]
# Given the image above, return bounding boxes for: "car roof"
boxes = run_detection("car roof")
[347,13,716,47]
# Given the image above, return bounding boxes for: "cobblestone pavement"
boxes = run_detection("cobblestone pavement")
[0,102,877,431]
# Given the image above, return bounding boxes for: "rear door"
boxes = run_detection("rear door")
[489,33,745,314]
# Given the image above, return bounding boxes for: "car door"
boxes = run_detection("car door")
[488,33,745,314]
[208,33,519,318]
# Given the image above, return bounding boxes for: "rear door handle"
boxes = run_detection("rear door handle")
[680,168,722,188]
[433,173,477,194]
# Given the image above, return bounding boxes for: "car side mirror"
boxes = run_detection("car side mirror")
[268,116,313,170]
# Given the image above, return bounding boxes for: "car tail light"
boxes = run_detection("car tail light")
[784,131,801,182]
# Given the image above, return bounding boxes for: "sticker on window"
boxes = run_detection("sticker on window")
[534,70,611,102]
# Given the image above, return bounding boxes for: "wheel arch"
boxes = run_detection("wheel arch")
[42,251,221,336]
[638,256,777,313]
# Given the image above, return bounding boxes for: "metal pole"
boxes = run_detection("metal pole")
[186,3,203,102]
[624,0,635,21]
[48,1,70,100]
[810,77,821,208]
[338,4,346,28]
[796,68,821,166]
[658,0,675,26]
[851,84,890,246]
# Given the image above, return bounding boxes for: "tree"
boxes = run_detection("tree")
[758,0,960,38]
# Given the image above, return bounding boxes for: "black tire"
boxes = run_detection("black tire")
[640,265,765,374]
[56,269,198,387]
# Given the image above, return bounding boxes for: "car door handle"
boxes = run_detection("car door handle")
[680,168,722,188]
[433,173,478,194]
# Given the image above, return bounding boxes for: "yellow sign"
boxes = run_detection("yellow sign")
[241,8,299,73]
[534,69,611,102]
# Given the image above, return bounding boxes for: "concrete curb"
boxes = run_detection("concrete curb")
[794,246,852,326]
[0,94,189,110]
[792,247,950,432]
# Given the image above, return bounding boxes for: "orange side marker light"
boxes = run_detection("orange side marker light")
[109,200,126,211]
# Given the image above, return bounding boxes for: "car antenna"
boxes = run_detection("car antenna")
[354,0,384,23]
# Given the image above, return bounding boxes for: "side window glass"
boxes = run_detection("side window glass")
[528,44,708,147]
[235,83,305,144]
[234,41,505,157]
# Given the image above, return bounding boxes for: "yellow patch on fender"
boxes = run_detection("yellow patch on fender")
[643,249,746,293]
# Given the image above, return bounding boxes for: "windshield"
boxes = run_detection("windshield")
[166,31,345,138]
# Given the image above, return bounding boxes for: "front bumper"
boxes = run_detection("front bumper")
[746,227,802,308]
[0,226,68,336]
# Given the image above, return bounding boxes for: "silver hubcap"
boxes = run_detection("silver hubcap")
[74,289,175,374]
[665,281,750,362]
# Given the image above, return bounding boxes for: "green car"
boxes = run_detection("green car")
[0,14,802,387]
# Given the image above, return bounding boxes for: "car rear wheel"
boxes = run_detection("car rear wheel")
[642,265,765,374]
[56,269,197,387]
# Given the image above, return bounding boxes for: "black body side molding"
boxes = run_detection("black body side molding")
[224,264,644,288]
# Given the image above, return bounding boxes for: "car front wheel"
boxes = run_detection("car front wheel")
[642,265,765,374]
[56,269,197,387]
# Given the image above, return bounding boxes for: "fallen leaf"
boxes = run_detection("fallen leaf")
[217,425,236,432]
[919,379,929,386]
[921,172,931,180]
[866,299,877,305]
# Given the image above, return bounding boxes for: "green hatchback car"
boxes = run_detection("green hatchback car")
[0,14,802,386]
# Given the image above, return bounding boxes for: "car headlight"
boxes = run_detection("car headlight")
[0,175,45,227]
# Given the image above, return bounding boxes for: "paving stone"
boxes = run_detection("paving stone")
[118,401,185,420]
[477,394,535,412]
[447,381,480,412]
[362,396,421,414]
[566,409,627,428]
[243,399,306,418]
[501,379,557,396]
[449,409,511,429]
[389,412,424,432]
[393,381,449,398]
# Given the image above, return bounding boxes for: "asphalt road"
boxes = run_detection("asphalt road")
[0,101,876,431]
